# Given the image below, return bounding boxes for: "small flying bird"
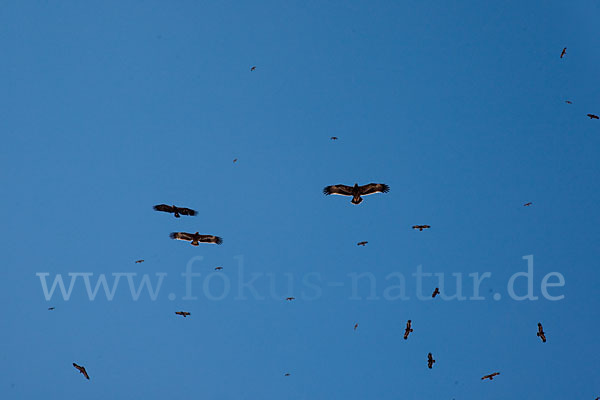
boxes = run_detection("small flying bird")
[323,183,390,205]
[284,373,291,376]
[250,66,256,71]
[175,311,191,318]
[153,204,197,218]
[412,225,430,231]
[330,136,338,140]
[170,232,223,246]
[215,266,223,270]
[354,323,359,331]
[403,320,413,340]
[524,202,532,206]
[587,114,599,120]
[560,47,566,58]
[427,353,436,369]
[565,100,572,104]
[135,259,144,264]
[73,363,89,380]
[233,158,238,163]
[432,288,440,298]
[537,322,546,343]
[286,297,295,301]
[357,241,368,246]
[481,372,500,381]
[48,307,55,310]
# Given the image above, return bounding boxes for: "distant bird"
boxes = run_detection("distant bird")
[565,100,572,104]
[175,311,191,318]
[135,259,144,264]
[250,66,256,71]
[524,202,532,207]
[587,114,599,120]
[330,136,338,140]
[284,373,290,376]
[73,363,89,380]
[427,353,436,369]
[403,320,413,340]
[323,183,390,205]
[481,372,500,381]
[215,266,223,270]
[354,323,359,331]
[233,158,238,163]
[537,322,547,343]
[153,204,197,218]
[48,307,55,310]
[560,47,566,58]
[432,288,440,298]
[357,241,368,246]
[170,232,223,246]
[286,297,295,301]
[412,225,430,231]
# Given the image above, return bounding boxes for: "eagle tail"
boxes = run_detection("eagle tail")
[351,196,363,205]
[191,241,199,246]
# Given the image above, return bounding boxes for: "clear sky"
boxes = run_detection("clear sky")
[1,1,599,399]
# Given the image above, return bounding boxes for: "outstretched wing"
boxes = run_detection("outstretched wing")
[323,184,354,196]
[154,204,175,213]
[358,183,390,196]
[198,235,223,245]
[177,207,197,216]
[170,232,194,241]
[82,367,90,380]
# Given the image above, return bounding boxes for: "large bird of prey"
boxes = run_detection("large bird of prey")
[427,353,436,369]
[412,225,430,231]
[524,202,532,207]
[481,372,500,380]
[537,322,547,343]
[250,66,256,71]
[587,114,599,120]
[48,307,55,310]
[170,232,223,246]
[135,259,144,264]
[432,288,440,298]
[286,297,295,301]
[404,320,413,340]
[565,100,572,104]
[354,323,359,331]
[73,363,89,380]
[560,47,566,58]
[153,204,197,218]
[323,183,389,205]
[284,373,291,376]
[357,241,368,246]
[175,311,191,318]
[215,266,223,270]
[330,136,338,140]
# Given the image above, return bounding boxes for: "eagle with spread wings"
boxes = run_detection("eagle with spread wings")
[175,311,191,318]
[404,320,413,340]
[323,183,389,205]
[587,114,599,120]
[432,288,440,298]
[481,372,500,380]
[73,363,90,380]
[537,322,546,343]
[427,353,435,369]
[170,232,222,246]
[153,204,197,218]
[560,47,566,58]
[412,225,430,231]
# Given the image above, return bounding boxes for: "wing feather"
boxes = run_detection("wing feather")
[177,207,197,216]
[358,183,390,195]
[323,185,354,196]
[154,204,174,213]
[198,235,223,245]
[170,232,194,241]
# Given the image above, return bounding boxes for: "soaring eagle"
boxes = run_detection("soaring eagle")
[587,114,599,120]
[170,232,223,246]
[481,372,500,381]
[153,204,197,218]
[48,307,55,310]
[286,297,295,301]
[215,266,223,270]
[560,47,566,58]
[73,363,89,380]
[323,183,389,205]
[432,288,440,298]
[537,322,547,343]
[250,66,256,71]
[403,320,413,340]
[175,311,191,318]
[284,373,291,376]
[357,241,368,246]
[427,353,435,369]
[412,225,430,231]
[135,259,144,264]
[524,202,532,207]
[354,323,359,331]
[330,136,338,140]
[565,100,572,104]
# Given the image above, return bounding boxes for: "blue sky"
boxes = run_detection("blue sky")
[1,1,599,399]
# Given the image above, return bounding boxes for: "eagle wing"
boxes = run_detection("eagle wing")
[177,207,197,216]
[153,204,174,213]
[323,184,354,196]
[197,235,223,245]
[358,183,390,196]
[170,232,194,241]
[82,368,90,380]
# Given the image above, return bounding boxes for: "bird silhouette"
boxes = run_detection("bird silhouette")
[404,320,413,340]
[357,241,368,246]
[432,288,440,298]
[560,47,566,58]
[481,372,500,380]
[587,114,599,120]
[537,322,547,343]
[412,225,431,231]
[73,363,89,380]
[427,353,435,369]
[175,311,191,318]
